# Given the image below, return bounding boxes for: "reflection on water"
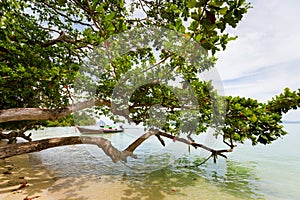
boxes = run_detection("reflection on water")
[30,151,261,200]
[123,159,262,200]
[22,125,300,200]
[25,126,300,200]
[172,157,263,199]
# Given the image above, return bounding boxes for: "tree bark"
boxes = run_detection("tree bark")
[125,129,232,160]
[0,136,136,163]
[0,123,34,143]
[0,99,111,123]
[0,129,232,164]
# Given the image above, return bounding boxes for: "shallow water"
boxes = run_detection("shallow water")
[26,124,300,199]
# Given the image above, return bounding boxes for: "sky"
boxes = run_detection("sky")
[215,0,300,121]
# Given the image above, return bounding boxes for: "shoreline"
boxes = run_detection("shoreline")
[0,153,244,200]
[0,154,142,200]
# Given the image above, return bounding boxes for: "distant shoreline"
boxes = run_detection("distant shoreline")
[282,120,300,124]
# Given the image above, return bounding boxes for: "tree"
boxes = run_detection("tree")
[0,0,299,163]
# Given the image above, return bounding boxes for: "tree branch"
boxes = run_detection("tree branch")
[124,129,159,152]
[41,31,85,47]
[0,128,232,163]
[124,129,233,161]
[0,136,137,163]
[0,99,111,123]
[38,1,94,28]
[0,131,32,143]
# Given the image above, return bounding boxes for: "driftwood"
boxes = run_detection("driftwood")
[24,196,41,200]
[12,181,28,191]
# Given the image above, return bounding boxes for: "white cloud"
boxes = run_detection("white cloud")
[222,60,300,100]
[215,0,300,103]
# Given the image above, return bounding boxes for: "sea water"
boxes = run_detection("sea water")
[27,124,300,199]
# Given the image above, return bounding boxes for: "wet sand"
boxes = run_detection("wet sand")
[0,154,132,200]
[0,154,54,200]
[0,154,245,200]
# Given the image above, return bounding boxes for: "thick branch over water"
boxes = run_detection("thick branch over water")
[0,136,136,163]
[0,130,232,163]
[125,129,232,161]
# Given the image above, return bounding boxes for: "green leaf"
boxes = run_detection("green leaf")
[187,0,197,8]
[105,12,115,21]
[220,6,228,15]
[58,0,67,6]
[187,0,206,8]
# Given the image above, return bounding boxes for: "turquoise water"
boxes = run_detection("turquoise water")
[227,124,300,199]
[28,124,300,199]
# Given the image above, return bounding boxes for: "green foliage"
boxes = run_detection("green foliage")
[224,96,285,145]
[223,88,300,145]
[45,114,75,127]
[73,112,96,126]
[44,112,96,127]
[0,0,80,130]
[0,0,299,148]
[267,88,300,114]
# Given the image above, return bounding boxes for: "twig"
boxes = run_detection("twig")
[141,53,172,73]
[155,134,165,146]
[41,31,84,47]
[12,181,27,191]
[0,124,33,143]
[194,154,213,167]
[138,0,148,14]
[38,1,93,27]
[187,133,195,143]
[24,196,40,200]
[85,0,104,36]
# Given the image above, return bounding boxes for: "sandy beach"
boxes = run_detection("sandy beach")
[0,154,138,200]
[0,153,244,200]
[1,154,243,200]
[0,133,248,200]
[0,154,54,200]
[0,154,139,200]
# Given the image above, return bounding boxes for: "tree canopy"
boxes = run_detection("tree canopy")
[0,0,300,162]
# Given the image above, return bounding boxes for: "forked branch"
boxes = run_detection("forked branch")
[124,129,233,162]
[0,136,136,163]
[0,124,35,143]
[0,129,233,164]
